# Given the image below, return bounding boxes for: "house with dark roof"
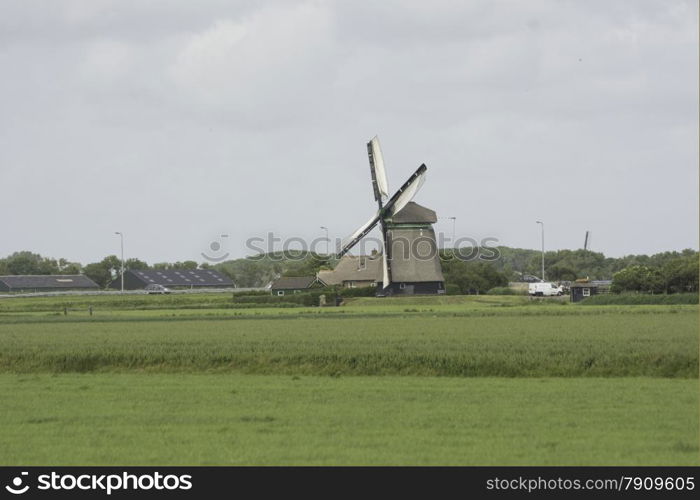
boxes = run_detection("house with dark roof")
[0,275,99,293]
[570,279,612,303]
[112,269,234,290]
[270,276,324,296]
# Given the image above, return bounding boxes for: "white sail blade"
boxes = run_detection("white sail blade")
[369,136,390,201]
[382,241,391,287]
[388,170,426,216]
[337,212,380,257]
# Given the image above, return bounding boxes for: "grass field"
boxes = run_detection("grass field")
[0,314,696,377]
[0,294,697,465]
[0,375,696,465]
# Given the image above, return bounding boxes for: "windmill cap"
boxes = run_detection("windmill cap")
[390,202,437,224]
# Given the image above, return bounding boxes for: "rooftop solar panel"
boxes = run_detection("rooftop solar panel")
[122,269,234,288]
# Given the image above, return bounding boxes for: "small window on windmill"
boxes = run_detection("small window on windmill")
[399,283,406,289]
[277,291,284,296]
[583,288,590,297]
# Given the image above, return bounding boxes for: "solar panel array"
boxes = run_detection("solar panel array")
[129,269,233,287]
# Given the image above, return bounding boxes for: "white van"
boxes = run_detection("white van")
[528,282,563,296]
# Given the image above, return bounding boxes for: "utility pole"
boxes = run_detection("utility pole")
[536,221,544,281]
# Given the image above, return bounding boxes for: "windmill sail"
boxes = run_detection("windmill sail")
[339,165,427,268]
[382,164,427,217]
[381,241,391,286]
[368,136,390,203]
[337,213,381,257]
[335,138,443,296]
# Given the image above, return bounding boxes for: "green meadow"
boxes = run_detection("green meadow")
[0,294,697,465]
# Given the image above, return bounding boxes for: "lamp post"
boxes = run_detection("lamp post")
[114,231,124,292]
[536,221,544,282]
[320,226,329,256]
[448,217,456,250]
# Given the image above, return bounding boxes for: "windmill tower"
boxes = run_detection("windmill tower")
[336,137,445,296]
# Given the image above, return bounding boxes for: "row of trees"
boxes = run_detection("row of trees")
[1,248,697,293]
[491,247,698,282]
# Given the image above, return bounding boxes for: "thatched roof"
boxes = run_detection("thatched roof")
[317,255,382,285]
[390,202,437,224]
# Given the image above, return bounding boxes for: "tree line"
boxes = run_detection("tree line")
[0,247,697,294]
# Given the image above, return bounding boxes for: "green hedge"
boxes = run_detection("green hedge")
[231,290,270,297]
[336,286,377,297]
[579,293,698,305]
[486,286,527,296]
[231,289,355,307]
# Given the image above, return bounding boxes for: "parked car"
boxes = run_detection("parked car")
[145,284,171,294]
[528,282,563,296]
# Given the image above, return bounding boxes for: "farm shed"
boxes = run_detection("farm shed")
[570,280,611,303]
[113,269,233,290]
[0,275,99,293]
[270,276,324,296]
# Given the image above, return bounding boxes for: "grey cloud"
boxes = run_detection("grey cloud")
[0,0,696,264]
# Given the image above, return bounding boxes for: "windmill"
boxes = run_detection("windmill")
[336,137,445,296]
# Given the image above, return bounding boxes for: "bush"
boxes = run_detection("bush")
[445,284,461,296]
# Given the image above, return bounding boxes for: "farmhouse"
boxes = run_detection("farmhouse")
[113,269,233,290]
[317,254,381,288]
[270,276,324,296]
[0,275,99,293]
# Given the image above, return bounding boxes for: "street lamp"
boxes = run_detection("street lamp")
[114,231,124,292]
[536,221,544,281]
[320,226,329,256]
[448,217,456,250]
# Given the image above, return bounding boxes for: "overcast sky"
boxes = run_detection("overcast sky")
[1,0,697,264]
